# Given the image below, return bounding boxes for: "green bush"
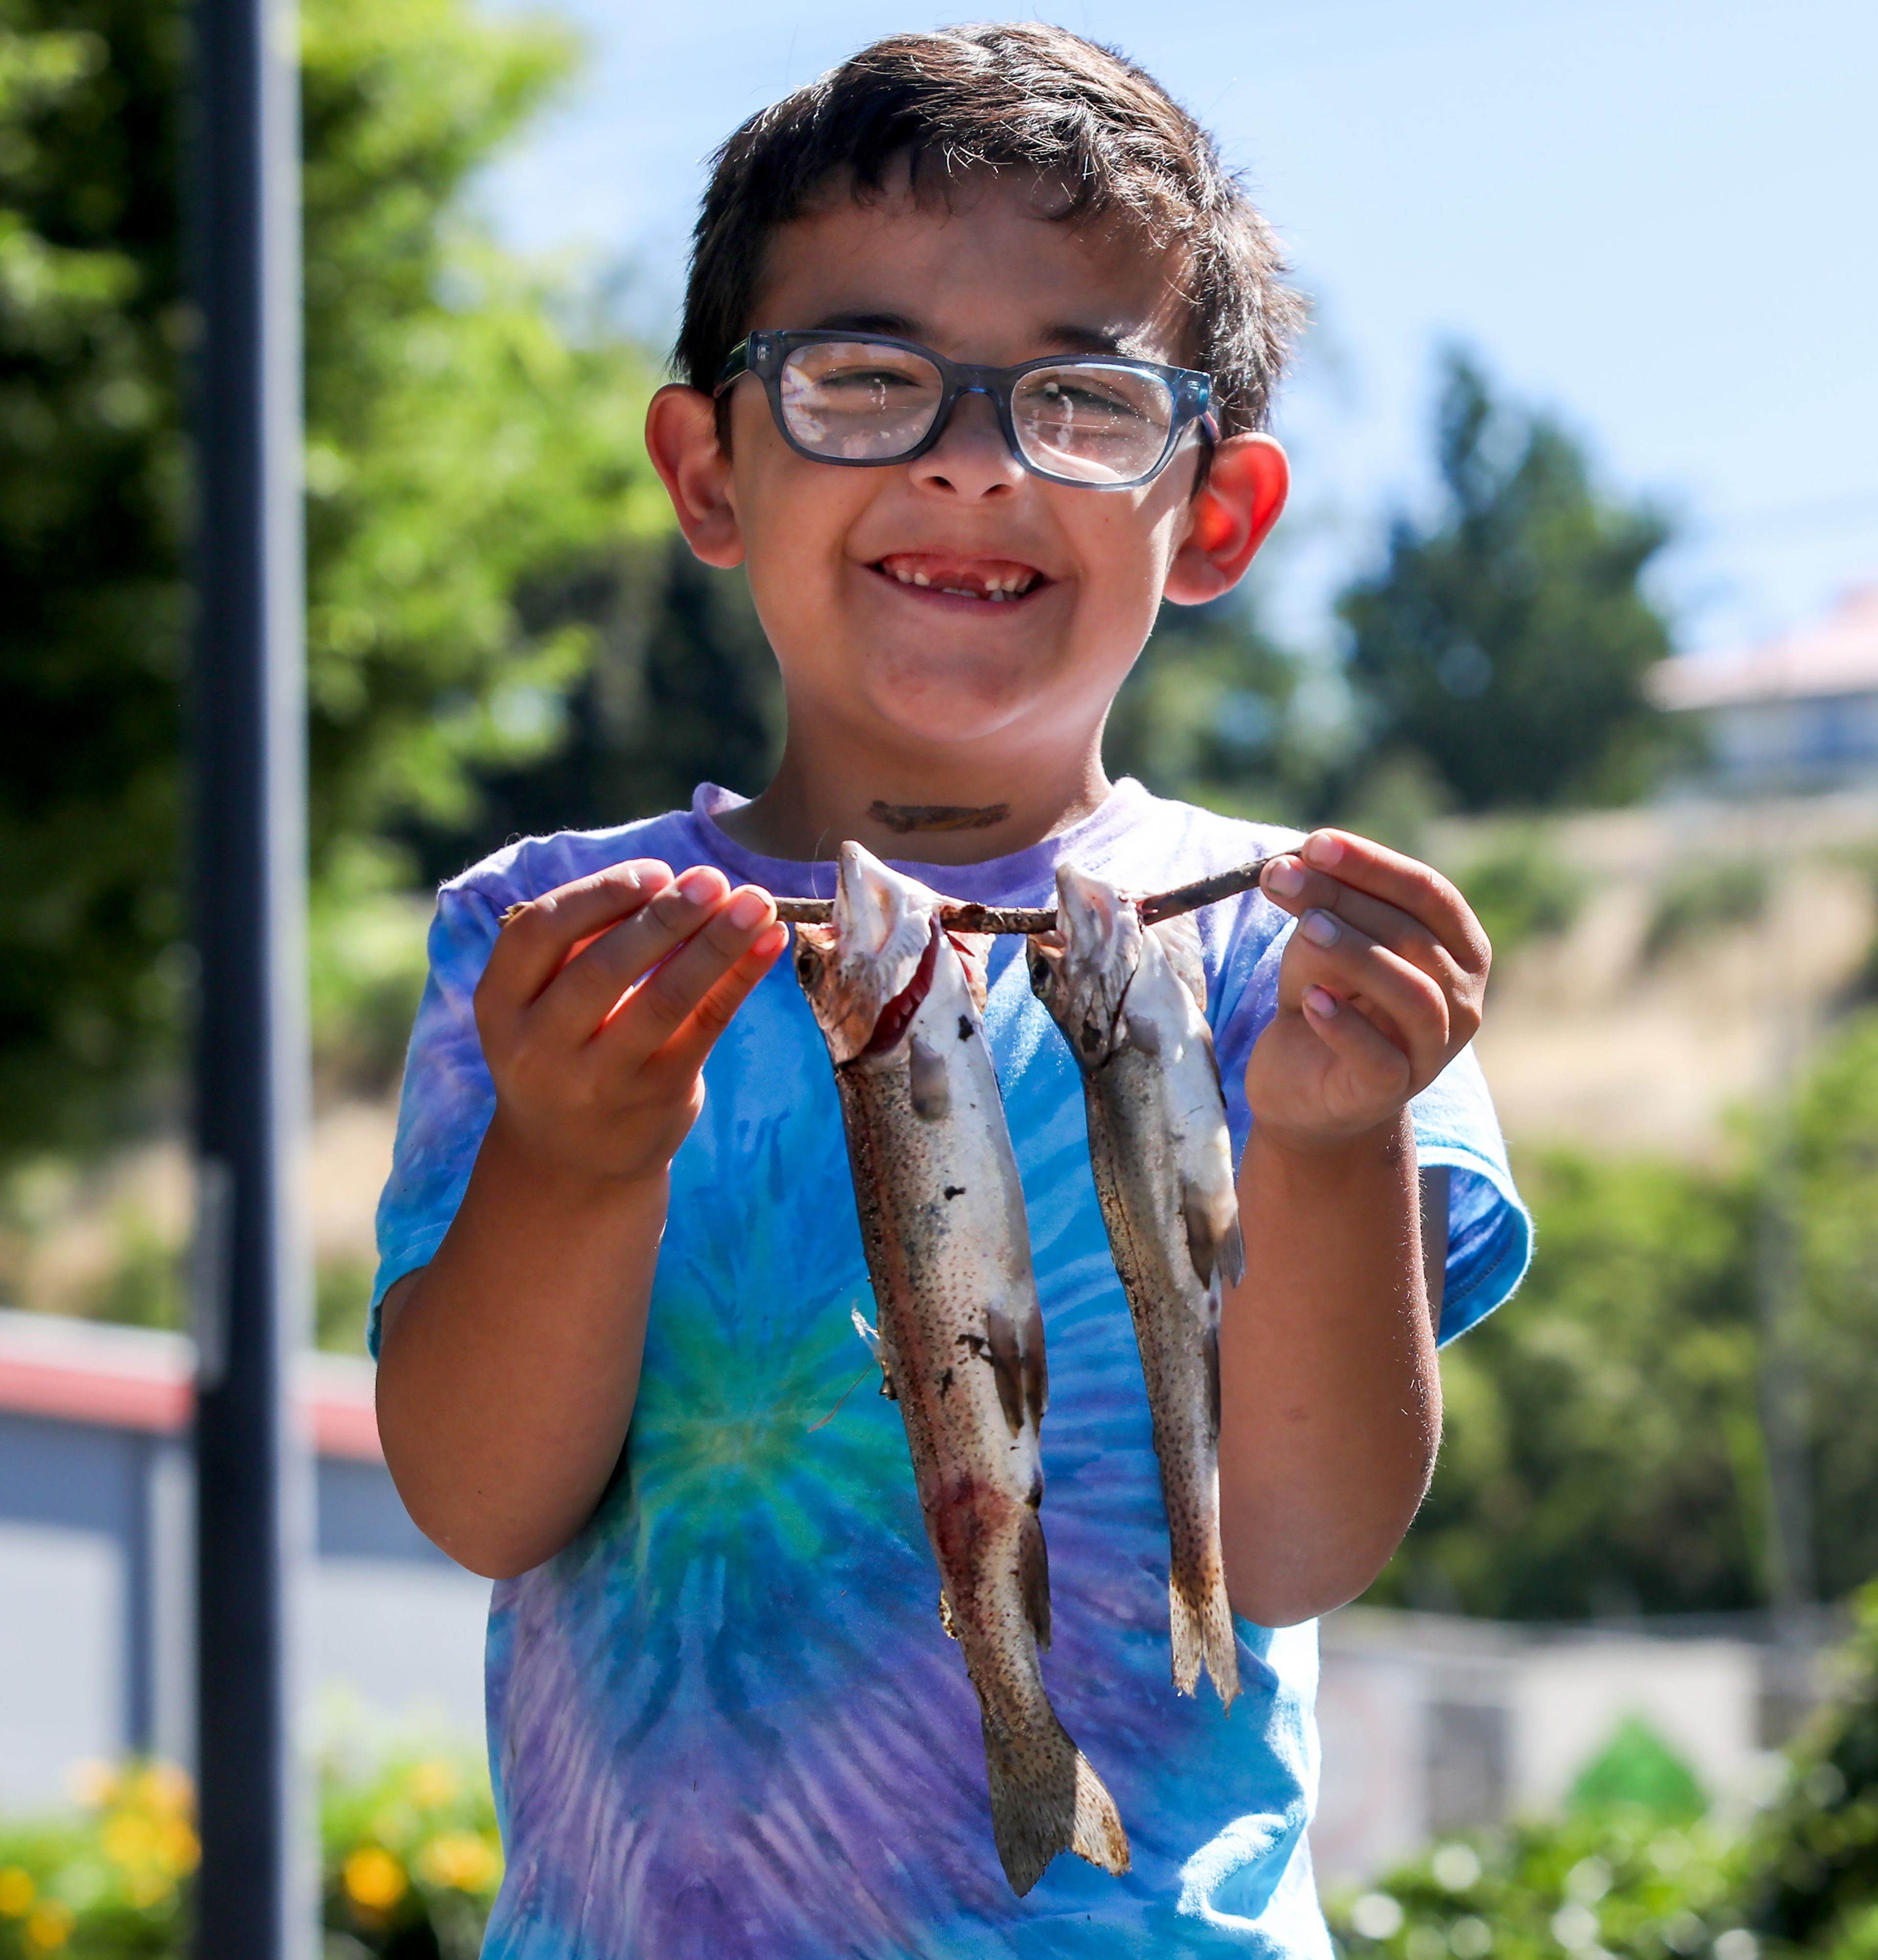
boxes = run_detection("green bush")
[0,1745,500,1959]
[1643,860,1770,963]
[1327,1809,1740,1960]
[1455,829,1587,960]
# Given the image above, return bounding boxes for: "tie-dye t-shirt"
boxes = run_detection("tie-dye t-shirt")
[372,779,1530,1960]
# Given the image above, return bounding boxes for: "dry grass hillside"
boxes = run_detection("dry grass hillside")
[1444,790,1878,1160]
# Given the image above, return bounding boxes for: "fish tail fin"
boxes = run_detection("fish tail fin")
[983,1712,1130,1895]
[1169,1565,1241,1711]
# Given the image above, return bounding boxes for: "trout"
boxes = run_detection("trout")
[795,842,1130,1896]
[1028,863,1244,1708]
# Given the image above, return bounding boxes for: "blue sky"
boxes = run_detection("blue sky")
[483,0,1878,658]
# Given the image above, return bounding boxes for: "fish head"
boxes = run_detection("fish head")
[1027,863,1142,1068]
[795,841,942,1063]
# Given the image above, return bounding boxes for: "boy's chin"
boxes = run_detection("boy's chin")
[854,669,1059,749]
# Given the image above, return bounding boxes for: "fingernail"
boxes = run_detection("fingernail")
[1264,858,1306,899]
[674,868,717,907]
[1303,831,1344,868]
[1299,908,1340,947]
[1304,985,1341,1016]
[726,888,767,930]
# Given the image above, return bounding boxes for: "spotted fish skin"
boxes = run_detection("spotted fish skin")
[795,842,1130,1896]
[1028,863,1244,1709]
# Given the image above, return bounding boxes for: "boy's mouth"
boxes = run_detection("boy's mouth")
[872,553,1046,604]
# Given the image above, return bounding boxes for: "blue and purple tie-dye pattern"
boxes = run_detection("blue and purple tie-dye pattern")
[371,780,1530,1958]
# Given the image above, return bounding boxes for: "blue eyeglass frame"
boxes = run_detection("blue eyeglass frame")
[714,329,1218,490]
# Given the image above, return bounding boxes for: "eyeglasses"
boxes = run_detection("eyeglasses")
[714,330,1217,490]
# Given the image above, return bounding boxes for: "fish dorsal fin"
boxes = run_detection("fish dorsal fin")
[1183,1180,1246,1292]
[1149,910,1209,1016]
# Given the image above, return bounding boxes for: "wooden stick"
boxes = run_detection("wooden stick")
[768,856,1276,933]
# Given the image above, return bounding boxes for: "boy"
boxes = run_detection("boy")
[372,25,1530,1957]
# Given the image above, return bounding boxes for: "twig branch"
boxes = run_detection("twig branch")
[770,857,1275,933]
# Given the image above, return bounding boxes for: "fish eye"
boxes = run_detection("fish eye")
[1031,959,1051,985]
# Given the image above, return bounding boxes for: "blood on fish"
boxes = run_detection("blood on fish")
[864,925,940,1057]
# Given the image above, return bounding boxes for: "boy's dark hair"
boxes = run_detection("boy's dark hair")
[676,23,1303,440]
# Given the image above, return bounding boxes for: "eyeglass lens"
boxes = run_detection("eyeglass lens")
[777,341,1178,484]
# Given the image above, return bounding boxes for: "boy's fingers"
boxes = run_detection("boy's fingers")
[1280,914,1462,1064]
[486,860,675,1008]
[645,924,790,1081]
[1271,832,1490,977]
[590,886,778,1062]
[1296,985,1414,1102]
[534,867,736,1044]
[1264,858,1477,1006]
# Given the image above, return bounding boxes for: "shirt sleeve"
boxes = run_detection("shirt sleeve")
[1208,901,1532,1349]
[367,881,503,1356]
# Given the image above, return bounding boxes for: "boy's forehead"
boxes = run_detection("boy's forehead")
[749,169,1196,368]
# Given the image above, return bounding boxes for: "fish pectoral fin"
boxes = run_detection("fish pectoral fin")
[1183,1182,1245,1293]
[983,1303,1027,1438]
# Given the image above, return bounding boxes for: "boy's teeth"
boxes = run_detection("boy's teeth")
[878,554,1040,600]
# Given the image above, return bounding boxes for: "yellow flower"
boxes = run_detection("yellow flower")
[125,1869,174,1909]
[416,1830,500,1892]
[24,1899,75,1952]
[343,1846,408,1912]
[405,1760,460,1811]
[103,1812,158,1866]
[159,1816,201,1874]
[0,1868,34,1915]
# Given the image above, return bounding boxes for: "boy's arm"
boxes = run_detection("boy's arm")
[375,860,786,1580]
[1217,834,1489,1628]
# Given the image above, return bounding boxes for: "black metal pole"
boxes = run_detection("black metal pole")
[189,0,311,1951]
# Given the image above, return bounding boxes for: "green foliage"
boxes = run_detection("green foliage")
[1339,351,1677,813]
[0,1747,500,1959]
[1373,1007,1878,1621]
[1743,1584,1878,1955]
[1374,1146,1763,1619]
[1454,828,1587,960]
[1571,1719,1710,1825]
[1644,860,1771,964]
[1327,1811,1739,1960]
[1790,1025,1878,1600]
[0,0,665,1164]
[426,534,783,874]
[1103,588,1324,825]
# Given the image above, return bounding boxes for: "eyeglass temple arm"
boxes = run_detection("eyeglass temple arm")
[712,338,752,397]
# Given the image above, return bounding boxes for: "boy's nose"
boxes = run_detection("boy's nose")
[909,390,1025,501]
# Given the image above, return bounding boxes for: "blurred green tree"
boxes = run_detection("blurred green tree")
[1339,352,1677,812]
[1740,1582,1878,1956]
[1374,1147,1765,1620]
[1103,587,1323,825]
[1370,1007,1878,1620]
[0,0,665,1161]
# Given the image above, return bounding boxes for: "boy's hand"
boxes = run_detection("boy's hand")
[474,860,786,1189]
[1249,830,1490,1152]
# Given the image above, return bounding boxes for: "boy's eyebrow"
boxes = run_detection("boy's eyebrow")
[808,312,1148,360]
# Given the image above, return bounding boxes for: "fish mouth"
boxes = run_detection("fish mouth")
[796,842,943,1062]
[1045,864,1142,1063]
[872,552,1049,606]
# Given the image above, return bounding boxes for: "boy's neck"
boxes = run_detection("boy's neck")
[712,733,1116,868]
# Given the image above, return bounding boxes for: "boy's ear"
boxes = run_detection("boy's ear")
[1162,432,1289,606]
[644,383,745,569]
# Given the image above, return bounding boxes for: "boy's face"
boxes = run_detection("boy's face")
[654,170,1286,773]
